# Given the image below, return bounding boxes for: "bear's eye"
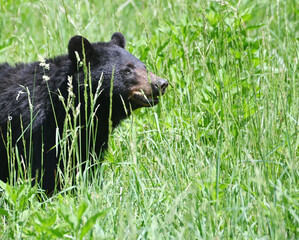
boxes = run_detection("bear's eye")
[123,68,132,75]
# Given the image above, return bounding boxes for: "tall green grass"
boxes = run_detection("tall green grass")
[0,0,298,239]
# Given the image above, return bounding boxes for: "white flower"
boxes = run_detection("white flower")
[8,116,12,121]
[38,55,46,64]
[39,56,50,70]
[43,75,50,81]
[44,63,50,70]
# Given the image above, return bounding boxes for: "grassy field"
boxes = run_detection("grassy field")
[0,0,298,239]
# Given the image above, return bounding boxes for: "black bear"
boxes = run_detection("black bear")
[0,32,168,193]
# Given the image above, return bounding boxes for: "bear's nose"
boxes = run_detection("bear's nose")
[158,78,168,92]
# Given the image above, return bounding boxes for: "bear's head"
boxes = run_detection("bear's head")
[67,32,168,111]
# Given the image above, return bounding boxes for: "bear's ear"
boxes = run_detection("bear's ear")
[111,32,126,48]
[68,35,94,64]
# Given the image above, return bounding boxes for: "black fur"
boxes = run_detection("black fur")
[0,33,168,193]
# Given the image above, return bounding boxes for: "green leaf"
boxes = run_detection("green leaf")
[0,208,9,217]
[79,210,108,239]
[77,201,88,227]
[246,24,265,30]
[156,39,170,56]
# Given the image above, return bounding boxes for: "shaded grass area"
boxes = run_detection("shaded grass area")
[0,0,298,239]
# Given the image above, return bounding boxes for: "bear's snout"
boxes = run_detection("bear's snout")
[128,70,168,108]
[149,73,168,97]
[156,78,168,94]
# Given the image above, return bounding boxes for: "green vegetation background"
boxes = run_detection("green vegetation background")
[0,0,298,239]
